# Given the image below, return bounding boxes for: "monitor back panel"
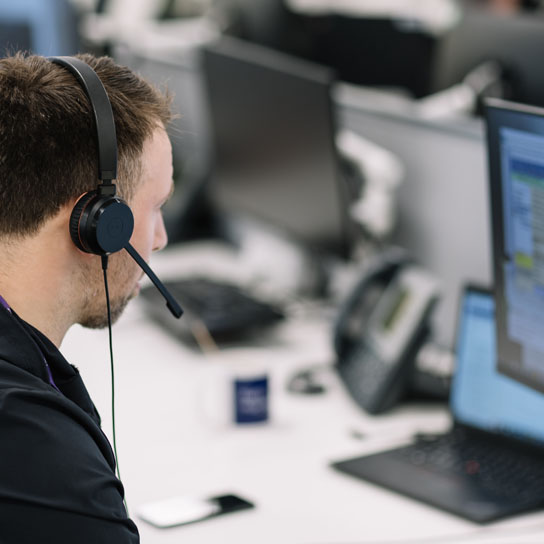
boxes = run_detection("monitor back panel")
[201,37,352,258]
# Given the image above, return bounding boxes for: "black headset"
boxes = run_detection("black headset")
[49,56,182,318]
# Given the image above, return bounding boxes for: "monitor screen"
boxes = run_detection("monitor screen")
[486,98,544,394]
[200,37,353,258]
[450,286,544,446]
[0,22,31,54]
[0,0,79,57]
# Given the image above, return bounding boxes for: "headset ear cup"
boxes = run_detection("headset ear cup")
[94,197,134,254]
[70,191,134,256]
[70,192,96,253]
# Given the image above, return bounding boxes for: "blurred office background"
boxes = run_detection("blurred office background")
[3,0,544,355]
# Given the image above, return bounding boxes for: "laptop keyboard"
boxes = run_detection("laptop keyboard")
[392,427,544,502]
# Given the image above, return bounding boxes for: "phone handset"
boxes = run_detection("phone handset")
[334,250,440,414]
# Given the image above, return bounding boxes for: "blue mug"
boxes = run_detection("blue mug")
[233,374,269,424]
[201,350,271,427]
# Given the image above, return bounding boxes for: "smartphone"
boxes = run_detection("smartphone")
[137,493,255,529]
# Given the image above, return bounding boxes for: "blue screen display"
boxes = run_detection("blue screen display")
[0,0,78,57]
[450,288,544,444]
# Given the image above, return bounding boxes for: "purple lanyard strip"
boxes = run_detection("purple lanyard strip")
[0,295,10,312]
[43,360,61,392]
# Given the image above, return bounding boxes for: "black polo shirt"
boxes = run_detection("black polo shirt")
[0,302,139,543]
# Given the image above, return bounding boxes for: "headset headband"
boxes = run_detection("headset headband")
[49,56,117,187]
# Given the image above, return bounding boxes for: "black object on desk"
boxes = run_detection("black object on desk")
[334,252,440,414]
[141,277,284,342]
[332,286,544,523]
[138,493,255,529]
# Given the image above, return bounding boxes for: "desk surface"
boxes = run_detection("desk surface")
[58,247,544,544]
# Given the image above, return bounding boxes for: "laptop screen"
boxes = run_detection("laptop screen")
[450,286,544,445]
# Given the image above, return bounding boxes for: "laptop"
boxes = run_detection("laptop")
[331,284,544,523]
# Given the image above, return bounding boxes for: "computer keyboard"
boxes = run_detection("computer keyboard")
[140,277,284,341]
[392,427,544,502]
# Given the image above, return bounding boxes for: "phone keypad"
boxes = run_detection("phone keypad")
[339,345,391,412]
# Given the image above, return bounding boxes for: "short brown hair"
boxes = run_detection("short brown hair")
[0,52,172,237]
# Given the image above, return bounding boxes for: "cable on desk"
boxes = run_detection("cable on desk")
[188,316,220,354]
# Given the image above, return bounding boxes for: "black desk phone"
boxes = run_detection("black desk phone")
[334,249,440,414]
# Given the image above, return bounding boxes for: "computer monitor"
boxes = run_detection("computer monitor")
[200,37,353,259]
[114,46,209,186]
[433,9,544,109]
[0,0,79,57]
[486,98,544,394]
[0,21,31,54]
[112,45,223,241]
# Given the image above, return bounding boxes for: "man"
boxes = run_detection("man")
[0,52,174,542]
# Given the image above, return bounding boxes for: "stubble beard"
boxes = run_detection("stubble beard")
[77,252,138,330]
[79,294,131,329]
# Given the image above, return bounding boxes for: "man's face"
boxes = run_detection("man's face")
[79,127,174,328]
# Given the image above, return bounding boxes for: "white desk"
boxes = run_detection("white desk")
[57,243,544,544]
